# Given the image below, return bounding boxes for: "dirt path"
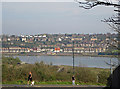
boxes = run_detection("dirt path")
[2,84,105,87]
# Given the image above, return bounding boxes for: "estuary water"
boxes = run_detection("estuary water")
[12,56,118,69]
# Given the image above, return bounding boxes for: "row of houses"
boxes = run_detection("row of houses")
[2,36,108,42]
[1,47,30,53]
[1,46,106,53]
[2,33,116,43]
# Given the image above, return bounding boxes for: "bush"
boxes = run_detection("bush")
[2,56,21,65]
[98,71,110,84]
[75,67,97,83]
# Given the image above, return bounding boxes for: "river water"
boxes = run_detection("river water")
[12,56,118,69]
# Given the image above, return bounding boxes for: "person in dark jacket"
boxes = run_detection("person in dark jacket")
[27,72,32,85]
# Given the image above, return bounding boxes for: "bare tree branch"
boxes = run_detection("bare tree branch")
[104,61,117,67]
[76,0,120,9]
[107,23,120,34]
[102,18,120,34]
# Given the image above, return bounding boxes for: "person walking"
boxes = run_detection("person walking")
[27,72,32,85]
[72,75,75,85]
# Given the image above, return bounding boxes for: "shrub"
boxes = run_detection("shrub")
[2,56,21,65]
[75,67,97,83]
[98,71,110,84]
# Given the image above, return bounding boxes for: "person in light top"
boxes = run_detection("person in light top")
[72,75,75,85]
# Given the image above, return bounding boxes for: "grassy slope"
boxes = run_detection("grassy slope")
[2,57,110,86]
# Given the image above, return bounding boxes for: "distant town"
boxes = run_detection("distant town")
[1,33,117,55]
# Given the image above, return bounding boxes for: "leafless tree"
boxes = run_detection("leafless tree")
[102,6,120,65]
[76,0,120,88]
[76,0,120,61]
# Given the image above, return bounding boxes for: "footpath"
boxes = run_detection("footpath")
[1,84,106,89]
[2,84,105,87]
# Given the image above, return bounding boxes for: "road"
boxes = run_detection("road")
[1,84,107,89]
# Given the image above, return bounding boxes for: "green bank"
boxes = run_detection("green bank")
[2,56,110,86]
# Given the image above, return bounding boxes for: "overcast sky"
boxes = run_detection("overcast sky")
[2,2,115,35]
